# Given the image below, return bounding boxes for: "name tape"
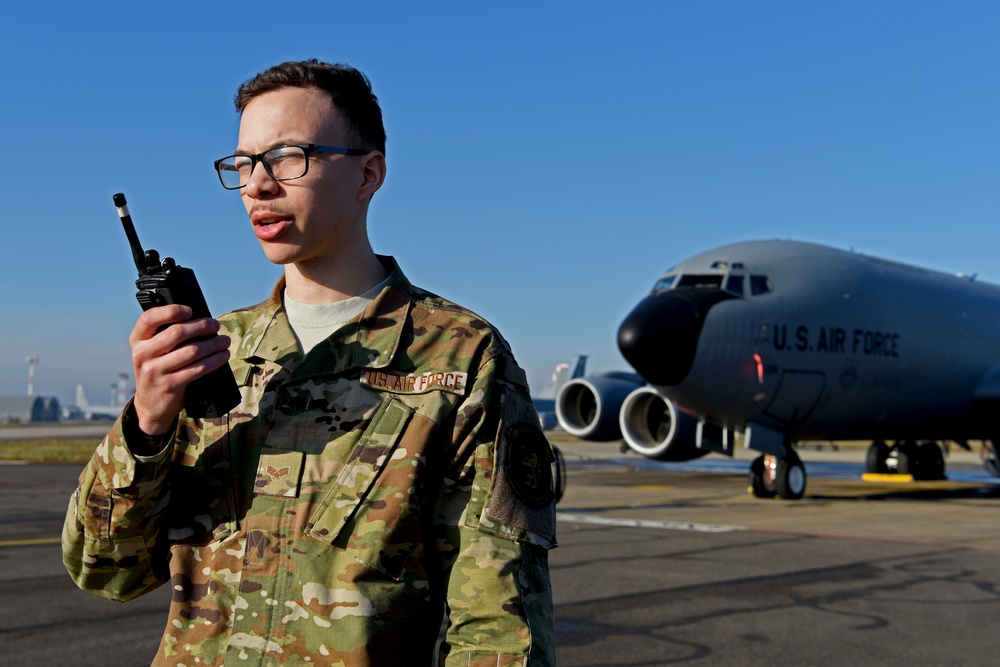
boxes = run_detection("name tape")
[361,369,469,396]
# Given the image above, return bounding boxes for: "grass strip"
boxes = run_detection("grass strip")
[0,439,97,463]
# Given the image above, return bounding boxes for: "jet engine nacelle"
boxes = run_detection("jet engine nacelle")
[556,375,644,441]
[619,387,707,461]
[537,411,560,431]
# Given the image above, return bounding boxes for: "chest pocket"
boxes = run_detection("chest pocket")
[306,396,420,579]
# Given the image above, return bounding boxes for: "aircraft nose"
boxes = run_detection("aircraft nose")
[617,292,705,386]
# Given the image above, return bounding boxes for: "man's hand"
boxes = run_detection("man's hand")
[129,305,232,435]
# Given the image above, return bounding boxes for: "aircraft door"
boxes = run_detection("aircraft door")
[762,370,826,424]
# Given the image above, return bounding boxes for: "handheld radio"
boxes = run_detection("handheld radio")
[114,192,241,418]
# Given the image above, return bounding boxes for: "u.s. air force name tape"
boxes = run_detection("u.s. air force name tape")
[361,369,469,396]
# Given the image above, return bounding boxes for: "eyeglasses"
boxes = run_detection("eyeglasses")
[213,143,370,190]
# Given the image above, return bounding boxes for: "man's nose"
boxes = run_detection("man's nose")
[244,161,277,198]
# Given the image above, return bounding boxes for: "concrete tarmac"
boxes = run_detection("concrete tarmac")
[4,439,1000,665]
[0,462,169,667]
[552,439,1000,666]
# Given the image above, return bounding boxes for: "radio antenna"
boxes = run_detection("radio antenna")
[113,193,147,273]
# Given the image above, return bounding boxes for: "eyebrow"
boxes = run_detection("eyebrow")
[233,139,311,155]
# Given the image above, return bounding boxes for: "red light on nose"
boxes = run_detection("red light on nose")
[753,353,764,383]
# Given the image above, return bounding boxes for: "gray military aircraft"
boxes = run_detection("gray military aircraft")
[72,384,124,420]
[556,239,1000,499]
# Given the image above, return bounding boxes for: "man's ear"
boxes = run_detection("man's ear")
[358,151,386,202]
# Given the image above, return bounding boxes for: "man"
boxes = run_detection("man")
[63,60,556,666]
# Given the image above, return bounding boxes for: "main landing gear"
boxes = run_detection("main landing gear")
[981,441,1000,478]
[865,440,945,480]
[748,450,806,500]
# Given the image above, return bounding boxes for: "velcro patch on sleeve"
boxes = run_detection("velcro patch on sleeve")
[360,369,468,396]
[484,387,557,548]
[504,423,555,509]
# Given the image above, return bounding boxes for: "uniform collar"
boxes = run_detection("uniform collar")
[236,256,412,376]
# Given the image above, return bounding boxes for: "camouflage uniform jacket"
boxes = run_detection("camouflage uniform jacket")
[63,257,557,666]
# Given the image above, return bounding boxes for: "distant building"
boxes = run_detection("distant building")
[0,396,62,423]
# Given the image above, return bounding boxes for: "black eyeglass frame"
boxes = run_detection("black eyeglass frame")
[213,143,371,190]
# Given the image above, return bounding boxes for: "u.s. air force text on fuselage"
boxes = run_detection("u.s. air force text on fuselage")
[770,325,901,357]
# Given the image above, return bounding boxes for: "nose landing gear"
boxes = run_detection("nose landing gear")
[748,450,806,500]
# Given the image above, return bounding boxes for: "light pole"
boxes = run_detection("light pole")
[26,356,39,397]
[117,374,129,406]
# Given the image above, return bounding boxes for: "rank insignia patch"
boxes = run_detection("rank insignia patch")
[504,422,555,508]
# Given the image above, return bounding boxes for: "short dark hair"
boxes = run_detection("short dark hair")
[235,59,386,155]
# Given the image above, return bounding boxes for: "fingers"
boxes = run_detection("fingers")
[130,305,223,360]
[147,318,223,357]
[146,333,232,382]
[129,306,233,434]
[129,304,193,344]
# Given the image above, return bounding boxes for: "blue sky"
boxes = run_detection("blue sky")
[2,2,998,407]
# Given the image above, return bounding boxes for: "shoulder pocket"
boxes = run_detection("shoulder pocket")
[306,396,419,579]
[473,385,557,550]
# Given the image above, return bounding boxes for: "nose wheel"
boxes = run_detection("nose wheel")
[748,456,775,498]
[748,451,806,500]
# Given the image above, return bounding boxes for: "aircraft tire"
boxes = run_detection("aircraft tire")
[748,456,776,499]
[929,443,946,480]
[865,441,890,474]
[912,441,945,481]
[890,441,913,475]
[774,451,806,500]
[985,442,1000,478]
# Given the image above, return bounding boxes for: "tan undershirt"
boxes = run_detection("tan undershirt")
[283,276,391,355]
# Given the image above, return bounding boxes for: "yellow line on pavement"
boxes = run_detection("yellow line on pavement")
[0,537,61,547]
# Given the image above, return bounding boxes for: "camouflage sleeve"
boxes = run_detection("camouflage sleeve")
[435,351,557,667]
[61,399,174,602]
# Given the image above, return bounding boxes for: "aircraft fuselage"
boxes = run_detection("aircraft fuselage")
[624,240,1000,442]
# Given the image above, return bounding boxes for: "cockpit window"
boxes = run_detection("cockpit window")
[725,275,746,297]
[652,274,677,293]
[675,274,724,289]
[654,273,757,294]
[749,274,773,295]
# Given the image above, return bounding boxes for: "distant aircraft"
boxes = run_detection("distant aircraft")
[556,239,1000,499]
[73,385,123,420]
[533,355,588,430]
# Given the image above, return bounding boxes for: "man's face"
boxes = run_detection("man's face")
[236,86,372,268]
